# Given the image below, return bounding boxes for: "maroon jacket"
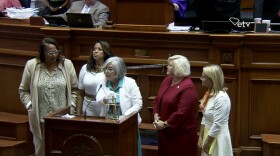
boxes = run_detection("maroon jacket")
[153,76,198,156]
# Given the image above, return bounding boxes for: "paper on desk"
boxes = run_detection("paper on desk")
[167,22,192,32]
[61,114,75,118]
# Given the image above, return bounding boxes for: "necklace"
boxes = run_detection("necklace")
[171,78,182,86]
[95,68,103,73]
[93,65,103,73]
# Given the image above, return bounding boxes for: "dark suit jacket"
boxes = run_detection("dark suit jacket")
[63,0,109,27]
[196,0,241,21]
[263,0,280,30]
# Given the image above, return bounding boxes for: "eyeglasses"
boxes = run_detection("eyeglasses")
[47,50,60,56]
[104,68,115,73]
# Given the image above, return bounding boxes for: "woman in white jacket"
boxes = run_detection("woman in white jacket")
[198,64,233,156]
[98,56,143,156]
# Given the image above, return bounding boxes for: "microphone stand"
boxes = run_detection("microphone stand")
[83,84,102,120]
[83,99,94,120]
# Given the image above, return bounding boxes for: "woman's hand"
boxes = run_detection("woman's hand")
[154,113,160,122]
[202,136,215,154]
[202,143,211,154]
[173,3,179,11]
[153,120,168,130]
[198,135,203,148]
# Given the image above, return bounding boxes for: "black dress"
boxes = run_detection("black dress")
[40,0,68,16]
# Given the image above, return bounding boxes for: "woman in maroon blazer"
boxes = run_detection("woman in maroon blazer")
[153,55,198,156]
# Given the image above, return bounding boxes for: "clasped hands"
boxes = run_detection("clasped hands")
[153,114,168,130]
[48,5,62,12]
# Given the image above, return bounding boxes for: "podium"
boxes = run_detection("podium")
[44,106,138,156]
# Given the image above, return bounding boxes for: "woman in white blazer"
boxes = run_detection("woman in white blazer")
[98,56,143,156]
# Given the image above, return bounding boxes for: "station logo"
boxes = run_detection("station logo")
[229,17,253,28]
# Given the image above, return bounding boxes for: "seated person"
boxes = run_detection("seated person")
[170,0,187,20]
[195,0,240,30]
[196,0,241,21]
[60,0,109,27]
[19,0,31,8]
[40,0,70,16]
[0,0,22,12]
[262,0,280,31]
[172,0,200,28]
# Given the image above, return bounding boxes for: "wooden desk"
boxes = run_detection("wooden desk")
[261,134,280,156]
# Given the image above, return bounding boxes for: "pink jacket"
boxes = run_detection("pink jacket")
[0,0,22,12]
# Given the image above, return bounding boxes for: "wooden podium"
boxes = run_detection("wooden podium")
[44,106,138,156]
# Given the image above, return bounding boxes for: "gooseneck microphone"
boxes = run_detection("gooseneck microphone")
[84,84,102,120]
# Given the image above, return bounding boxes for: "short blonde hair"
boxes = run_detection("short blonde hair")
[168,55,191,77]
[202,64,227,95]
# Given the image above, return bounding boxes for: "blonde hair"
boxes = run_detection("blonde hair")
[168,55,191,77]
[203,64,227,95]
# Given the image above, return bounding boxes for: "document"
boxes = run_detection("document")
[167,22,192,32]
[202,127,217,155]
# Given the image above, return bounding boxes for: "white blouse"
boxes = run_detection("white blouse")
[78,64,106,116]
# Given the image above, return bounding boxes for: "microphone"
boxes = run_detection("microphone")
[84,84,102,120]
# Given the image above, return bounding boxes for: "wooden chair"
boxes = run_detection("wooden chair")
[62,134,104,156]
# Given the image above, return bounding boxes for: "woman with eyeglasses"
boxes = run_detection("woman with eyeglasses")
[19,37,78,156]
[77,40,113,116]
[99,56,143,156]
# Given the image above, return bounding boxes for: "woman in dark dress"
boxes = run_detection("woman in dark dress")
[41,0,69,16]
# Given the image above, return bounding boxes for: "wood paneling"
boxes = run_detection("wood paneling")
[99,0,173,25]
[241,0,254,9]
[1,23,280,155]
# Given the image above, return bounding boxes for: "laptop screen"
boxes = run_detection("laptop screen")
[43,16,68,27]
[66,13,94,28]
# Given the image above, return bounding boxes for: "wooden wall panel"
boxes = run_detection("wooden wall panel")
[240,69,280,155]
[1,23,280,155]
[115,0,173,25]
[0,65,26,113]
[252,50,280,64]
[250,80,280,134]
[241,0,254,9]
